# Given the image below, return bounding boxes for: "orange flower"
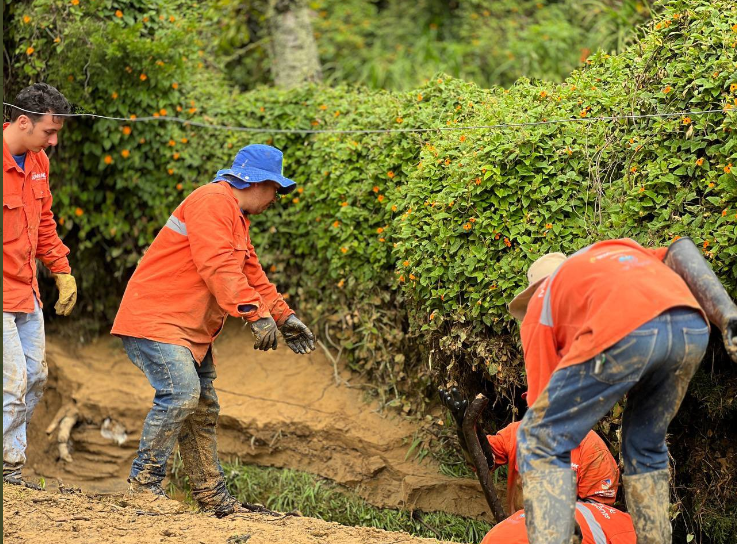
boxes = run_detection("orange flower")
[417,94,423,101]
[337,279,345,288]
[130,114,137,120]
[639,186,645,193]
[103,155,113,165]
[459,135,466,142]
[708,182,715,188]
[682,116,691,125]
[429,310,436,320]
[545,223,552,229]
[725,163,733,174]
[662,85,672,94]
[115,9,123,17]
[475,177,482,185]
[387,171,395,179]
[463,223,472,231]
[176,106,183,112]
[372,186,380,193]
[139,138,146,144]
[176,183,183,190]
[23,15,31,23]
[292,197,300,204]
[168,139,176,147]
[403,260,409,267]
[672,235,681,242]
[297,187,304,194]
[378,195,385,202]
[173,152,180,160]
[722,209,728,217]
[340,247,348,254]
[26,46,35,56]
[409,274,416,280]
[121,149,130,158]
[71,0,79,5]
[332,221,340,228]
[172,82,179,89]
[695,158,704,166]
[58,217,65,226]
[340,201,348,207]
[160,108,167,116]
[579,109,589,118]
[169,15,175,22]
[731,83,737,93]
[540,90,548,98]
[377,227,384,234]
[469,217,476,223]
[399,275,405,283]
[188,107,197,114]
[378,238,385,242]
[391,205,397,212]
[396,117,403,124]
[631,166,637,173]
[319,104,327,110]
[504,237,512,247]
[72,207,83,217]
[180,138,188,144]
[168,168,174,175]
[703,240,710,249]
[112,91,119,99]
[140,73,147,81]
[122,126,132,135]
[143,16,149,22]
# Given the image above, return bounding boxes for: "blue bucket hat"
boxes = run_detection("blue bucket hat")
[212,144,297,194]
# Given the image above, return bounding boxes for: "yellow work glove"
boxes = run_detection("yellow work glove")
[52,273,77,316]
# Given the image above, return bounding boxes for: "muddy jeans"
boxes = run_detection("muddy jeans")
[3,296,48,476]
[122,337,230,505]
[518,307,709,477]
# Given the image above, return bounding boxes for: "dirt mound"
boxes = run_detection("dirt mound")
[25,322,497,521]
[2,483,451,544]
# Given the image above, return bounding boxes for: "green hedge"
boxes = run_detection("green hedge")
[6,0,737,540]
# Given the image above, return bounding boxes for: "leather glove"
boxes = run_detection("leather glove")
[438,386,468,427]
[279,315,316,354]
[250,316,278,351]
[52,273,77,316]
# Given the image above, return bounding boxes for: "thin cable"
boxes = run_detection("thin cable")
[2,102,726,134]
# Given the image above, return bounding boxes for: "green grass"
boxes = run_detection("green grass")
[169,454,492,542]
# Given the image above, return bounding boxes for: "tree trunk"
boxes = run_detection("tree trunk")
[268,0,322,89]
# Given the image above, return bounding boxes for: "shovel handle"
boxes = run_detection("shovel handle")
[462,393,507,523]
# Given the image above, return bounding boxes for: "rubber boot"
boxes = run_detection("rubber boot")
[623,469,672,544]
[522,467,577,544]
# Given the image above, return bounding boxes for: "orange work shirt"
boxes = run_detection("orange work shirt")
[481,502,636,544]
[111,181,293,362]
[3,123,71,313]
[487,421,619,512]
[521,238,704,405]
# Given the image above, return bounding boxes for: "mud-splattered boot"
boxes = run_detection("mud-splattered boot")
[623,469,672,544]
[522,467,577,544]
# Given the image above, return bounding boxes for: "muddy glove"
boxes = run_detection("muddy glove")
[665,237,737,363]
[279,315,316,354]
[439,386,471,455]
[250,316,278,351]
[52,273,77,316]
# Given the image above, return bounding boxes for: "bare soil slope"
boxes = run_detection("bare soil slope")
[25,323,496,520]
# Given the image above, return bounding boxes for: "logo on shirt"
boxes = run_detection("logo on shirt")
[31,172,47,181]
[601,478,612,489]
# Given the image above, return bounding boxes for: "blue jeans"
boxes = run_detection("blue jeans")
[3,297,47,476]
[122,337,230,504]
[518,307,709,477]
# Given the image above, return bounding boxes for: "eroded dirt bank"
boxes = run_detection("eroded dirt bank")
[2,484,451,544]
[25,323,497,521]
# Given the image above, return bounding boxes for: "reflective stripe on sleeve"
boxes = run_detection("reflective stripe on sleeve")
[576,503,607,544]
[165,215,188,236]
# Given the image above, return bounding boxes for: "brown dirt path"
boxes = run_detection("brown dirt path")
[2,484,452,544]
[26,322,497,521]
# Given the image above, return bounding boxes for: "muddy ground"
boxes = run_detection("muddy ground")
[2,483,452,544]
[22,322,496,522]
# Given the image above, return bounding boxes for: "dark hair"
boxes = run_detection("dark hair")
[10,83,71,123]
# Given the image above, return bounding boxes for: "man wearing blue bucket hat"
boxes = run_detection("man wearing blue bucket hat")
[112,144,315,515]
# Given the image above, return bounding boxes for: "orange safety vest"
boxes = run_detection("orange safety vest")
[3,123,71,312]
[481,502,636,544]
[487,422,619,512]
[111,181,293,362]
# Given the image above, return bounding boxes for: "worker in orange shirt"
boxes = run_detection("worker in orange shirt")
[3,83,78,489]
[112,144,315,516]
[439,388,619,513]
[482,501,636,544]
[509,238,737,544]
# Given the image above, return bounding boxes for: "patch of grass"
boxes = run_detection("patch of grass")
[221,461,491,543]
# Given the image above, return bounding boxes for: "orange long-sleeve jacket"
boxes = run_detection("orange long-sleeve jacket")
[3,123,71,313]
[481,502,636,544]
[111,181,293,362]
[487,421,619,513]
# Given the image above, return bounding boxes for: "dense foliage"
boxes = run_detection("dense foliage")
[4,0,737,541]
